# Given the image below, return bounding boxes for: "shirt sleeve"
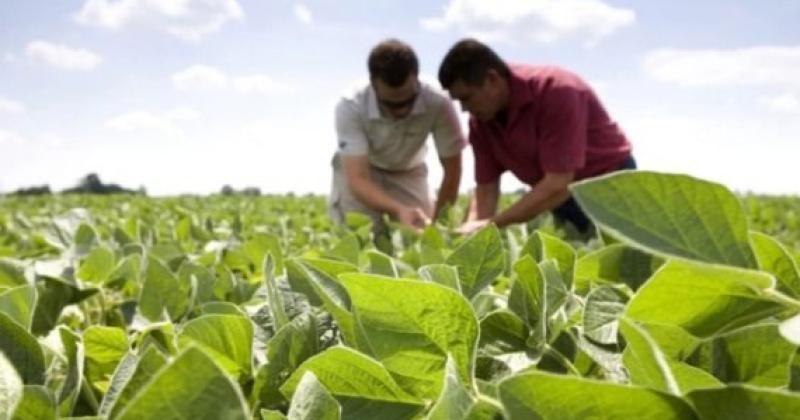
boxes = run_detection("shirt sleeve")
[470,119,504,184]
[538,86,588,173]
[431,99,467,159]
[334,100,368,156]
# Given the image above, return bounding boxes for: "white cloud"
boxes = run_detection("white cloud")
[105,107,200,140]
[172,65,229,91]
[25,41,102,71]
[294,3,313,25]
[421,0,635,46]
[172,65,294,94]
[0,98,25,114]
[0,129,27,145]
[643,46,800,88]
[75,0,244,41]
[760,93,800,115]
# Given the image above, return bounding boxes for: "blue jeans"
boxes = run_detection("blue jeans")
[552,155,637,234]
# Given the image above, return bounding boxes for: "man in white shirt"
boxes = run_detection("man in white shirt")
[329,39,466,231]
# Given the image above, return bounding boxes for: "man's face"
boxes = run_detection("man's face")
[372,74,420,120]
[446,70,507,122]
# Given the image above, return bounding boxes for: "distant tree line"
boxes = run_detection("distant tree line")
[6,173,144,196]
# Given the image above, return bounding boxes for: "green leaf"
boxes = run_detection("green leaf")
[32,277,97,336]
[338,274,479,399]
[177,314,253,378]
[0,258,26,289]
[499,371,697,420]
[244,233,284,276]
[418,264,461,293]
[583,285,628,345]
[508,255,546,354]
[57,327,83,416]
[522,231,576,290]
[254,312,319,409]
[329,233,360,266]
[116,347,249,420]
[426,357,473,420]
[478,310,528,355]
[10,385,56,420]
[695,323,796,388]
[446,225,505,298]
[367,250,399,278]
[77,247,116,284]
[84,326,128,365]
[0,352,23,419]
[139,255,187,322]
[751,231,800,297]
[625,260,783,337]
[280,347,424,420]
[0,313,44,385]
[575,244,663,293]
[264,255,290,331]
[689,385,800,420]
[99,348,167,419]
[286,372,341,420]
[620,318,680,395]
[0,285,37,331]
[571,171,757,268]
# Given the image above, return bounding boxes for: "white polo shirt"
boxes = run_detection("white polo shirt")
[334,80,466,171]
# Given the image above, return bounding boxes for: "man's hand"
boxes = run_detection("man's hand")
[457,218,490,234]
[395,206,431,230]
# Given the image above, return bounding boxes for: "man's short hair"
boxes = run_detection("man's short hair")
[438,38,511,89]
[368,39,419,87]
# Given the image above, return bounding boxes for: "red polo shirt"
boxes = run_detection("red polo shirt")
[470,64,632,185]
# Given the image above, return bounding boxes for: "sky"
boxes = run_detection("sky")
[1,0,799,196]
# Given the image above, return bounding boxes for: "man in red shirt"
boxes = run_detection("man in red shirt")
[438,38,635,234]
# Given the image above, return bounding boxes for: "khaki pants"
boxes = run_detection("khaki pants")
[328,154,432,231]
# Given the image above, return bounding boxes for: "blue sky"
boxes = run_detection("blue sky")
[1,0,799,195]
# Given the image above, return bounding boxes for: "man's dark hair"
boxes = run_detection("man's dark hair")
[438,38,511,88]
[368,39,419,87]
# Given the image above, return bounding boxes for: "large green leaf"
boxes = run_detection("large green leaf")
[338,274,479,399]
[625,260,783,337]
[31,277,97,336]
[77,246,116,284]
[571,171,757,268]
[418,264,461,293]
[575,244,663,293]
[0,258,26,289]
[620,318,680,395]
[0,284,37,330]
[692,323,796,387]
[427,357,474,420]
[507,255,546,354]
[56,327,83,416]
[10,385,56,420]
[446,225,505,297]
[0,313,44,385]
[280,347,424,420]
[583,285,627,345]
[522,231,576,290]
[478,310,528,355]
[751,231,800,297]
[84,326,128,365]
[499,371,697,420]
[99,347,167,419]
[116,347,249,420]
[254,312,319,409]
[286,372,340,420]
[139,255,187,322]
[689,385,800,420]
[177,314,253,378]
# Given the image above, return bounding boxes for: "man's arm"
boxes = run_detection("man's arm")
[491,171,574,228]
[433,154,462,220]
[465,180,500,222]
[342,155,429,228]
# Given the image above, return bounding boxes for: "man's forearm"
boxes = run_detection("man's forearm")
[349,177,404,216]
[467,182,500,222]
[491,183,570,228]
[434,174,460,220]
